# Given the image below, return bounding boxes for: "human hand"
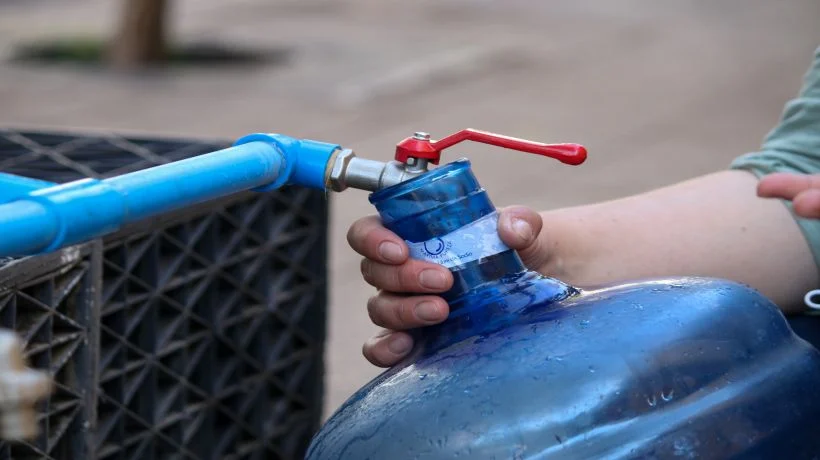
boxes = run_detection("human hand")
[347,206,550,367]
[758,173,820,219]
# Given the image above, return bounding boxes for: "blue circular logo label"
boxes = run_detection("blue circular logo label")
[423,238,446,256]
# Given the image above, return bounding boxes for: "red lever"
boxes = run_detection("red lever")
[395,129,587,166]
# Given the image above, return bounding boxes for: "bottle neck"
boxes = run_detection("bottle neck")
[442,248,575,315]
[442,249,526,303]
[394,209,575,318]
[369,159,574,314]
[421,251,576,352]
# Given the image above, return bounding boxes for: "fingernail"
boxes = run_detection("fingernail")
[415,301,442,322]
[512,217,532,242]
[419,269,448,290]
[387,334,412,355]
[378,241,404,263]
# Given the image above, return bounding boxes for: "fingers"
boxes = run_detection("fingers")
[497,205,549,270]
[793,189,820,219]
[757,173,820,219]
[361,291,449,368]
[758,173,820,200]
[353,206,551,369]
[347,215,408,264]
[367,292,449,330]
[361,258,453,293]
[363,330,414,367]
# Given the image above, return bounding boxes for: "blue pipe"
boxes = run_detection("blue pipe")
[0,133,339,258]
[0,173,56,203]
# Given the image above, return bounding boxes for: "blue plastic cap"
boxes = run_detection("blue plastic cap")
[369,159,496,242]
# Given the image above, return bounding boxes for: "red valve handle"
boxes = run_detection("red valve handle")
[395,128,587,166]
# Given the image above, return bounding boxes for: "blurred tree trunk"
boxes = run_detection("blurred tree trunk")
[109,0,170,69]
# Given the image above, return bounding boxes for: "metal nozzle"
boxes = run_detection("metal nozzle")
[326,149,430,193]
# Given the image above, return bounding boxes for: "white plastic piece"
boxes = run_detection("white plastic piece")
[804,289,820,311]
[0,330,52,441]
[406,212,510,269]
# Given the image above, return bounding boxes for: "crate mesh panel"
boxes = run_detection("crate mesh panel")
[0,129,328,460]
[0,259,92,460]
[96,189,323,460]
[0,130,225,183]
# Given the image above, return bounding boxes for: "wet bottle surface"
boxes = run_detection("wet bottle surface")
[307,158,820,459]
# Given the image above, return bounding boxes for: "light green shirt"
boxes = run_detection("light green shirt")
[731,46,820,269]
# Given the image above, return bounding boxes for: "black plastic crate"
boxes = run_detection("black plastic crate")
[0,129,330,460]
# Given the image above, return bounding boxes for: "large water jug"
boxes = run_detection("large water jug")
[307,129,820,459]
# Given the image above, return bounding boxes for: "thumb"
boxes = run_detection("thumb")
[497,206,549,269]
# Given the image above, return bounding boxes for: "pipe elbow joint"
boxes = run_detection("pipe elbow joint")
[234,133,341,191]
[26,179,127,252]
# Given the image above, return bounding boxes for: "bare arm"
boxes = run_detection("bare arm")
[535,169,817,313]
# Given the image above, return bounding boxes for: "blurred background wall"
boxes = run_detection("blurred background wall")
[1,0,819,418]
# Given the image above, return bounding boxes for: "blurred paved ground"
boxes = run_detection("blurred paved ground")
[1,0,819,418]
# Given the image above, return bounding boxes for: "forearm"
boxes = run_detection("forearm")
[539,170,817,313]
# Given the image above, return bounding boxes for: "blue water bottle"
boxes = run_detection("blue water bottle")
[307,129,820,459]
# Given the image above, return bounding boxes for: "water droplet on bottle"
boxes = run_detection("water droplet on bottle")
[646,394,657,407]
[661,389,675,402]
[580,320,590,327]
[419,374,427,380]
[588,365,596,373]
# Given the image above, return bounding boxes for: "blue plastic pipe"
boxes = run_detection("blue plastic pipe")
[0,173,56,204]
[0,133,339,258]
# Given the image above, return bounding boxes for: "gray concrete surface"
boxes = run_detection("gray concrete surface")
[1,0,819,418]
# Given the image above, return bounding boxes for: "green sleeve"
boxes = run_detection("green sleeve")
[730,45,820,268]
